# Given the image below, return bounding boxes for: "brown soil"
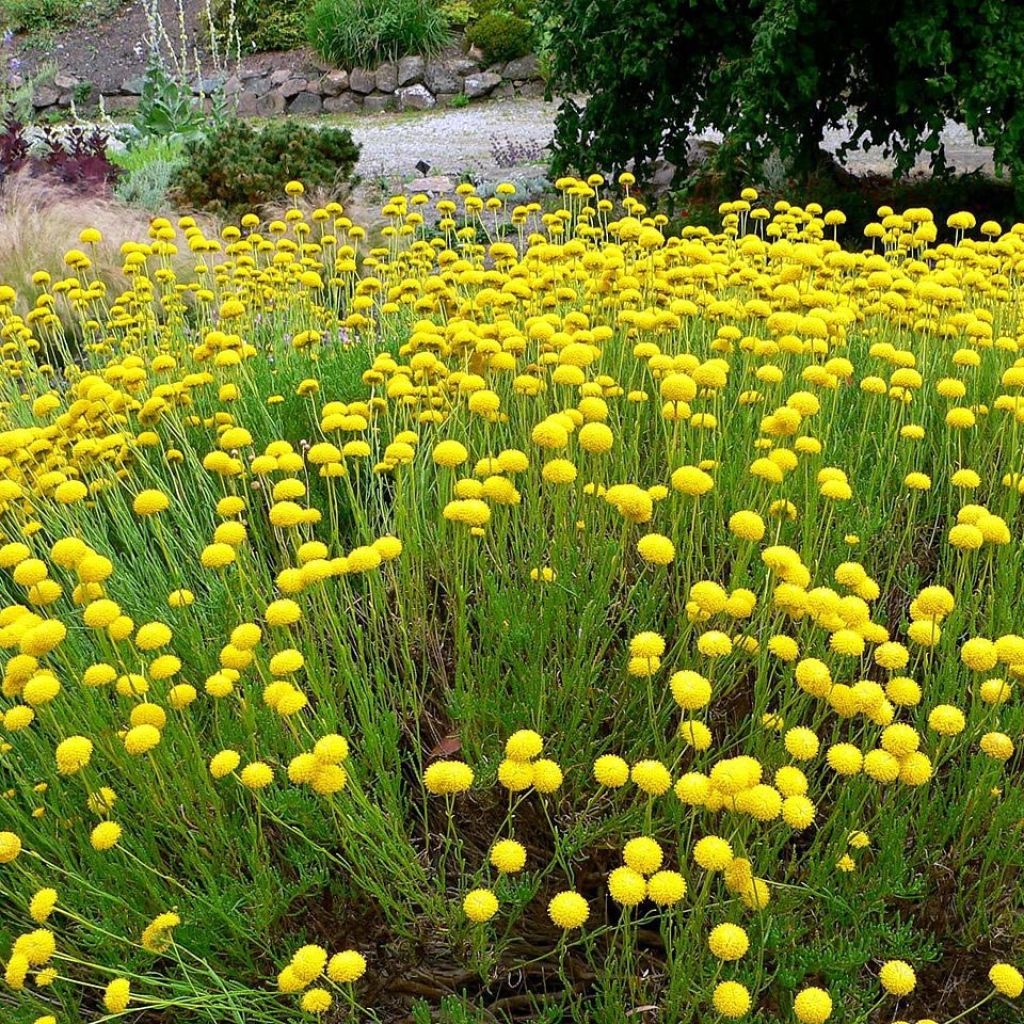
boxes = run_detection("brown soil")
[12,0,216,94]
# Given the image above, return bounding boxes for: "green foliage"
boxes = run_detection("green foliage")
[213,0,307,52]
[541,0,1024,203]
[0,0,79,33]
[131,61,214,143]
[0,0,123,33]
[465,10,534,63]
[109,135,188,210]
[171,117,360,214]
[438,0,475,27]
[307,0,451,68]
[1,57,56,123]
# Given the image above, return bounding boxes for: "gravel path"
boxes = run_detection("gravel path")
[337,98,995,181]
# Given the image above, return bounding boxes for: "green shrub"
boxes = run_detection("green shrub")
[542,0,1024,202]
[213,0,307,52]
[307,0,450,68]
[0,0,78,33]
[438,0,475,27]
[109,136,188,211]
[171,118,360,215]
[465,11,534,64]
[0,0,122,33]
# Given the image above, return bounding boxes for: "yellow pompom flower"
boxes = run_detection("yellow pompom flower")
[593,755,630,787]
[291,944,328,982]
[608,866,647,906]
[490,839,527,873]
[879,959,916,996]
[548,891,589,929]
[240,761,274,789]
[29,888,57,923]
[301,988,333,1013]
[989,962,1024,998]
[505,729,543,761]
[327,950,366,983]
[793,986,833,1024]
[133,489,170,516]
[713,980,751,1018]
[104,978,131,1013]
[693,835,733,871]
[630,759,672,795]
[141,911,181,952]
[637,532,675,565]
[708,922,749,961]
[647,870,686,906]
[463,888,499,922]
[55,735,92,775]
[90,821,123,851]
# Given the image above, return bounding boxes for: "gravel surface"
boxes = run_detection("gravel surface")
[338,99,995,180]
[340,98,561,181]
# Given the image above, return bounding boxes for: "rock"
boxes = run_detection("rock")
[464,72,502,99]
[269,68,293,87]
[324,93,362,113]
[503,54,540,80]
[101,95,140,112]
[397,54,425,87]
[224,75,243,96]
[193,75,225,95]
[515,80,545,98]
[349,68,375,94]
[289,91,323,114]
[397,84,436,111]
[279,78,307,98]
[495,81,515,100]
[651,158,676,195]
[54,73,79,90]
[435,92,459,107]
[239,67,264,80]
[243,75,271,97]
[302,55,332,75]
[374,62,397,93]
[120,75,146,95]
[685,138,718,167]
[256,91,286,115]
[406,175,453,193]
[320,70,349,96]
[450,57,481,75]
[363,93,395,112]
[424,60,460,94]
[31,86,60,108]
[235,91,259,115]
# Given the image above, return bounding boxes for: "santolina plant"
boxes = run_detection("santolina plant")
[0,179,1021,1023]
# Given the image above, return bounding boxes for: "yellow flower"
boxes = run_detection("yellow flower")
[104,978,131,1013]
[713,980,751,1018]
[90,821,122,851]
[463,888,499,922]
[490,839,527,873]
[708,922,749,961]
[327,950,366,983]
[989,962,1024,998]
[547,890,589,929]
[793,987,833,1024]
[879,959,916,996]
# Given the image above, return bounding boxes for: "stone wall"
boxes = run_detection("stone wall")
[29,48,544,118]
